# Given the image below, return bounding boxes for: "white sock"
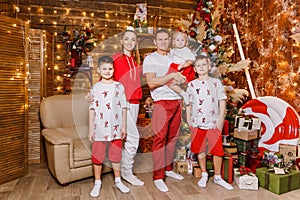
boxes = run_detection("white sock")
[165,170,184,180]
[115,178,130,193]
[198,172,208,188]
[154,179,169,192]
[90,180,102,197]
[122,173,144,186]
[214,176,233,190]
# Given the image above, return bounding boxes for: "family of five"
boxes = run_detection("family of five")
[87,28,233,198]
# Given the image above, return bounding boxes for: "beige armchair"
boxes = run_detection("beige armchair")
[40,95,111,185]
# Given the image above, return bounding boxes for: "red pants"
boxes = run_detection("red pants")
[152,100,182,180]
[190,127,224,157]
[92,139,122,164]
[168,63,195,83]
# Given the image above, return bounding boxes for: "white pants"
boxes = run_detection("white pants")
[121,103,140,173]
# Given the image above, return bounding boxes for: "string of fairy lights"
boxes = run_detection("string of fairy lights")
[3,0,298,102]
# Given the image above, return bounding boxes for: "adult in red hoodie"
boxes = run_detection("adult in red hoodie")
[112,28,144,186]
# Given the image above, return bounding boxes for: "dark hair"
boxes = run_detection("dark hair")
[98,55,113,67]
[121,29,140,65]
[155,28,170,39]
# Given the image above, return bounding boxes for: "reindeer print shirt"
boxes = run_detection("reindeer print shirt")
[89,81,128,141]
[187,77,227,129]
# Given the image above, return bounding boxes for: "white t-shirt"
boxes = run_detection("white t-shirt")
[143,52,181,101]
[186,77,227,129]
[170,47,196,65]
[89,81,128,141]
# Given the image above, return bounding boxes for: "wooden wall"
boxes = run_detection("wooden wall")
[28,29,53,164]
[0,15,28,185]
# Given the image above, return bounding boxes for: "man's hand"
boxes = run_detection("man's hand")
[172,72,186,84]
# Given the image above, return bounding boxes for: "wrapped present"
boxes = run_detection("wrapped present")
[193,166,202,177]
[296,158,300,171]
[234,115,261,131]
[247,152,262,173]
[223,142,238,155]
[174,161,188,174]
[233,129,260,141]
[238,152,247,167]
[256,167,300,194]
[234,168,258,190]
[222,154,234,184]
[206,154,233,183]
[279,144,297,163]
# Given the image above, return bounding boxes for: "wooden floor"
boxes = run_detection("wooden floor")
[0,153,299,200]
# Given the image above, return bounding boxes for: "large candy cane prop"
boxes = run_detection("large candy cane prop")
[232,24,256,99]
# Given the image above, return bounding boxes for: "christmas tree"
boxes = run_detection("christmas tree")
[176,0,250,134]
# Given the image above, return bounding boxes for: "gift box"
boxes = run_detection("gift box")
[234,168,258,190]
[247,152,262,173]
[238,152,247,167]
[256,167,300,194]
[193,166,202,177]
[233,129,260,141]
[279,144,297,163]
[222,154,234,184]
[234,138,259,152]
[234,115,261,131]
[223,142,238,155]
[174,161,188,174]
[206,154,233,183]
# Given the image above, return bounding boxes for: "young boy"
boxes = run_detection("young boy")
[89,56,130,197]
[185,55,233,190]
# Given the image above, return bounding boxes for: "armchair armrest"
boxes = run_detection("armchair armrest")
[42,129,72,145]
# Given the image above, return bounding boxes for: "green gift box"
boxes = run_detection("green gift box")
[256,167,300,194]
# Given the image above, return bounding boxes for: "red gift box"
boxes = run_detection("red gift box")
[207,154,233,183]
[222,154,233,184]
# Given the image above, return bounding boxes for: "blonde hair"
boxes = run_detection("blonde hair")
[172,31,188,48]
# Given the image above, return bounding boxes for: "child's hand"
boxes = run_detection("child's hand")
[121,131,127,140]
[85,92,95,103]
[121,127,127,139]
[88,131,95,143]
[177,64,184,71]
[215,120,224,131]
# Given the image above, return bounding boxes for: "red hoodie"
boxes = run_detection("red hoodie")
[112,52,142,104]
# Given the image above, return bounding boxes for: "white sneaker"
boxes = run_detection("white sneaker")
[214,178,233,190]
[122,173,144,186]
[115,181,130,193]
[90,182,101,197]
[154,179,169,192]
[165,171,184,180]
